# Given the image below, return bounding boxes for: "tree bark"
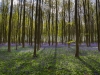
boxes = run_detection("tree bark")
[75,0,79,57]
[8,0,13,52]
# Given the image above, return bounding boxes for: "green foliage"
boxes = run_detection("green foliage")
[0,46,100,75]
[67,22,74,26]
[67,40,75,44]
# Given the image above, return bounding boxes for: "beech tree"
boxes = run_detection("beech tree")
[8,0,13,52]
[75,0,79,57]
[33,0,38,57]
[96,0,100,51]
[55,0,58,47]
[22,0,26,48]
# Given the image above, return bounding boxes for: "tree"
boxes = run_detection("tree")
[18,0,22,45]
[22,0,26,48]
[68,0,71,47]
[55,0,58,47]
[48,0,51,46]
[51,1,54,45]
[33,0,38,57]
[30,0,34,46]
[37,0,42,50]
[96,0,100,51]
[75,0,79,57]
[8,0,13,52]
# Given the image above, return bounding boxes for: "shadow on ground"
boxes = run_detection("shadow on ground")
[78,57,100,75]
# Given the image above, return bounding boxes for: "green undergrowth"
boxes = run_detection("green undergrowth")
[0,46,100,75]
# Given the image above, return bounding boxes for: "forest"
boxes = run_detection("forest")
[0,0,100,75]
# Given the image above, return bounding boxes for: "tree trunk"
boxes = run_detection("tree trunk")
[22,0,26,48]
[8,0,13,52]
[75,0,79,57]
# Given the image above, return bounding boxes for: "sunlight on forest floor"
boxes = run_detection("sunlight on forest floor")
[0,46,100,75]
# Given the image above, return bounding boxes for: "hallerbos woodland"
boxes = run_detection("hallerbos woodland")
[0,0,100,74]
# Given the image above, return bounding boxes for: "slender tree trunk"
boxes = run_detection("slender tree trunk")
[83,0,89,47]
[22,0,26,48]
[88,0,91,46]
[62,9,64,44]
[52,3,54,45]
[68,0,70,47]
[37,0,41,50]
[48,0,51,46]
[30,0,34,46]
[55,0,58,47]
[19,0,22,45]
[75,0,79,57]
[33,0,38,57]
[8,0,13,52]
[96,0,100,51]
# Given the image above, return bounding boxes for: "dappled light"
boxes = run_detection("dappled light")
[0,0,100,74]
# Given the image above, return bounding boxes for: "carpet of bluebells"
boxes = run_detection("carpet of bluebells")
[0,43,100,75]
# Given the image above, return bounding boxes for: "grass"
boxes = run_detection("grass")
[0,46,100,75]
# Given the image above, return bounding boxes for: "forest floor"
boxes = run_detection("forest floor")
[0,43,100,75]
